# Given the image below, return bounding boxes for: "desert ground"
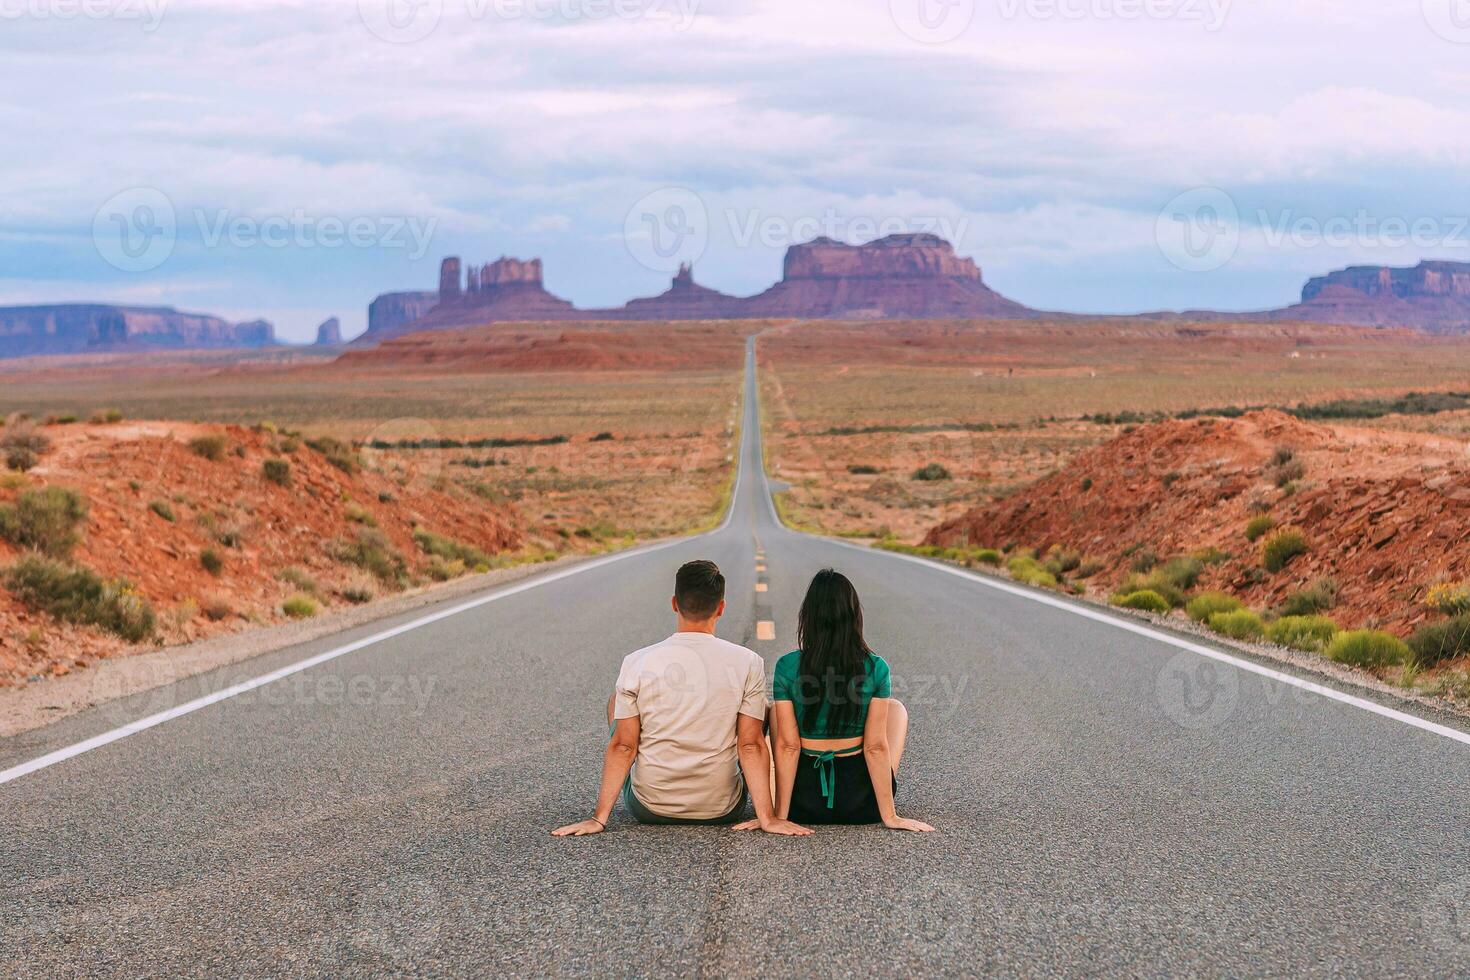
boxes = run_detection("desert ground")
[0,321,754,685]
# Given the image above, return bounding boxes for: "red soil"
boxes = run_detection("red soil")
[0,421,521,686]
[925,410,1470,634]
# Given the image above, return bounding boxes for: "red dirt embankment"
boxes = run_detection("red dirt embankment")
[0,421,521,686]
[925,411,1470,634]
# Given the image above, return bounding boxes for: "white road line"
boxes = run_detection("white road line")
[829,540,1470,748]
[1,358,761,787]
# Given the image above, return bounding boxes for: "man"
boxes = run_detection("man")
[552,559,811,837]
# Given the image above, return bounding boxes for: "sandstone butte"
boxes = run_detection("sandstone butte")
[924,409,1470,636]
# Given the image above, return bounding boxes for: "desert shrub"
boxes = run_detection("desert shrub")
[1407,614,1470,667]
[262,458,291,486]
[428,556,466,581]
[199,548,224,576]
[847,464,880,475]
[1207,609,1265,640]
[277,567,319,595]
[306,436,359,474]
[1113,590,1171,614]
[1261,528,1308,572]
[1270,458,1306,488]
[1152,556,1204,591]
[1424,582,1470,617]
[590,431,615,442]
[1267,615,1340,653]
[1279,578,1338,616]
[339,583,374,604]
[281,594,318,619]
[1244,515,1276,542]
[90,408,124,424]
[973,548,1003,566]
[188,435,229,461]
[333,528,407,587]
[1192,546,1229,565]
[1126,546,1158,573]
[1327,630,1411,668]
[1044,546,1082,575]
[413,529,490,567]
[1271,446,1295,467]
[344,502,377,526]
[1006,555,1058,588]
[148,499,176,522]
[4,556,154,642]
[2,417,50,471]
[201,595,234,621]
[1074,558,1104,579]
[0,486,88,558]
[1186,591,1243,622]
[911,463,951,482]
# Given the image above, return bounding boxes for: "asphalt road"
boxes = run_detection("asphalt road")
[3,340,1468,977]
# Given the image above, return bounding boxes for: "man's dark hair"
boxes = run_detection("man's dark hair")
[675,560,725,618]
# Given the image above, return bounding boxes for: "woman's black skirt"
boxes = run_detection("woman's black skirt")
[789,750,897,825]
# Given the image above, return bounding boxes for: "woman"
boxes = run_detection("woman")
[762,569,933,831]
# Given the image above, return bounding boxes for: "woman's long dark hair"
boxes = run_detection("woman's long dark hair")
[796,569,872,734]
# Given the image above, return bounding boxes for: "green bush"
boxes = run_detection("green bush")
[1,418,50,471]
[188,435,229,461]
[973,548,1003,566]
[281,594,318,619]
[1044,546,1082,575]
[4,556,155,642]
[0,486,88,558]
[590,431,615,442]
[1279,578,1338,616]
[277,567,319,595]
[1207,609,1265,640]
[262,458,291,486]
[1152,556,1204,592]
[1267,615,1340,653]
[1261,528,1308,573]
[427,556,466,581]
[344,502,377,527]
[199,548,224,576]
[911,463,951,482]
[1113,590,1171,614]
[148,499,176,522]
[847,464,880,475]
[1006,555,1058,588]
[306,436,359,474]
[413,529,491,567]
[1186,591,1243,622]
[1327,630,1411,668]
[1406,614,1470,667]
[1245,515,1276,542]
[333,528,407,587]
[340,584,374,604]
[1424,582,1470,617]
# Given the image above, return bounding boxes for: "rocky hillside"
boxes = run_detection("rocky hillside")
[925,410,1470,635]
[0,305,274,359]
[0,418,522,686]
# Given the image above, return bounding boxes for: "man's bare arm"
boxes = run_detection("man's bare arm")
[736,713,812,837]
[552,716,639,837]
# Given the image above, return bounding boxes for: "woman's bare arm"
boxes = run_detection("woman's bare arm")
[863,698,933,832]
[771,701,802,820]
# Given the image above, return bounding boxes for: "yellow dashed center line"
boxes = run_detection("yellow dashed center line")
[755,583,767,592]
[756,620,776,641]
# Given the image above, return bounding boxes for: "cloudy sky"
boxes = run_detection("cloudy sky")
[3,0,1468,340]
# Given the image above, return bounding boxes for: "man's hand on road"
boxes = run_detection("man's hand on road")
[551,819,606,837]
[732,818,813,836]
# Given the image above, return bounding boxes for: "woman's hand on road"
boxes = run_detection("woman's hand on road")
[732,818,813,836]
[883,816,935,832]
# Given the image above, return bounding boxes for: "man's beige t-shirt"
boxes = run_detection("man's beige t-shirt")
[613,631,767,819]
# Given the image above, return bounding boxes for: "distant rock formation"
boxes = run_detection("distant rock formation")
[741,234,1034,319]
[366,291,438,339]
[1268,260,1470,332]
[359,235,1039,342]
[0,305,275,359]
[619,264,745,319]
[314,317,342,346]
